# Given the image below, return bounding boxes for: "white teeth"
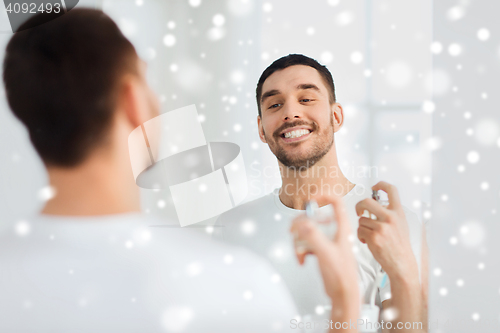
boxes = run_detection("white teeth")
[284,129,310,139]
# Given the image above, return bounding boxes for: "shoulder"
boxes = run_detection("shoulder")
[216,191,276,226]
[0,214,275,274]
[400,205,423,249]
[213,191,280,243]
[400,205,422,228]
[344,184,372,204]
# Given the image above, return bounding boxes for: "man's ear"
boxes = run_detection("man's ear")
[257,115,267,143]
[117,75,150,129]
[331,103,344,133]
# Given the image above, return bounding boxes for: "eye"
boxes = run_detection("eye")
[268,103,282,109]
[301,99,313,103]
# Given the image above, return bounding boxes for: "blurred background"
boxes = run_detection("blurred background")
[0,0,498,332]
[431,0,500,332]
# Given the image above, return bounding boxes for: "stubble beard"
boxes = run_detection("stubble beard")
[264,112,335,170]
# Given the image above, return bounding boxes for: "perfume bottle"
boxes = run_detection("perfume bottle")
[372,189,389,208]
[361,190,389,220]
[294,200,337,254]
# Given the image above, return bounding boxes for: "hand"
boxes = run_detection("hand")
[356,181,418,280]
[290,194,359,301]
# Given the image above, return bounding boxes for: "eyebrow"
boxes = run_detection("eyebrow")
[260,89,280,103]
[260,83,321,103]
[296,83,321,92]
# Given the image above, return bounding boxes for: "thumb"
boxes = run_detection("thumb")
[311,194,352,243]
[296,221,334,259]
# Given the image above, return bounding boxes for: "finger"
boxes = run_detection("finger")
[355,198,390,221]
[311,194,351,242]
[294,219,332,254]
[291,214,340,266]
[358,217,382,231]
[357,225,374,245]
[296,251,306,265]
[294,219,345,269]
[295,251,313,265]
[291,218,318,264]
[290,214,311,234]
[372,181,401,208]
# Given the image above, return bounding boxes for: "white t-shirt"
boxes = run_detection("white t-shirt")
[214,185,422,327]
[0,213,299,332]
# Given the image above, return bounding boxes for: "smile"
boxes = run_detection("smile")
[279,127,313,143]
[283,129,311,139]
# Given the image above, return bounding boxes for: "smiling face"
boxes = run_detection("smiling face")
[258,65,343,169]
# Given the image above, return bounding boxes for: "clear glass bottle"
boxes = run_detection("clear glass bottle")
[293,200,337,254]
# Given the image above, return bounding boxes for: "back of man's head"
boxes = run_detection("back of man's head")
[3,9,138,167]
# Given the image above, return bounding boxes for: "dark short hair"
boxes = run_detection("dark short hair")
[3,9,138,167]
[256,54,336,117]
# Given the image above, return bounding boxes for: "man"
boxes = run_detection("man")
[0,10,363,332]
[215,54,425,330]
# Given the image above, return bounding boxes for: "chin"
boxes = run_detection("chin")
[279,155,318,169]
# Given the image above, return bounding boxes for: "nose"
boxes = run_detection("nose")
[284,115,300,121]
[282,103,301,121]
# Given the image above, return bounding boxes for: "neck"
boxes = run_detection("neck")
[278,147,355,210]
[42,136,141,217]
